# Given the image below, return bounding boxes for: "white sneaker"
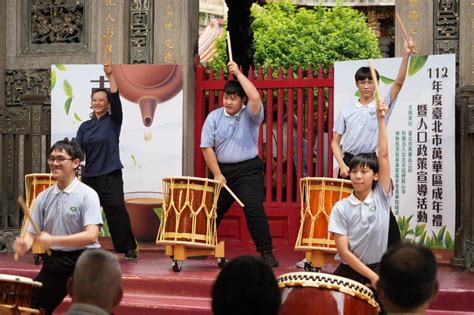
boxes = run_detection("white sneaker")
[296,258,308,268]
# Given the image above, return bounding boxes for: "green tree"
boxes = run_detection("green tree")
[207,1,381,74]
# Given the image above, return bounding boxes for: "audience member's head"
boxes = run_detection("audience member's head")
[376,242,438,314]
[212,255,281,315]
[68,249,123,313]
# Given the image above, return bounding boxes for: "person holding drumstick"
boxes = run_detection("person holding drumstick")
[200,61,279,267]
[328,98,390,290]
[13,139,102,315]
[76,64,138,261]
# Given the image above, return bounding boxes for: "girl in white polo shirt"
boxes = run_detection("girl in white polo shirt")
[329,98,391,289]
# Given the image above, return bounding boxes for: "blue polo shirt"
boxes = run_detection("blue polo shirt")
[200,105,264,163]
[76,91,123,177]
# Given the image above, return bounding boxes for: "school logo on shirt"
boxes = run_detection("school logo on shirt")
[369,111,376,118]
[369,205,376,212]
[70,206,78,213]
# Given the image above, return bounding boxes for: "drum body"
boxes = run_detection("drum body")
[295,177,352,251]
[157,177,222,248]
[278,272,378,315]
[0,274,42,309]
[22,174,56,254]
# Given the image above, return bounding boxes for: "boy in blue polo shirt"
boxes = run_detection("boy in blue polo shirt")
[200,61,278,267]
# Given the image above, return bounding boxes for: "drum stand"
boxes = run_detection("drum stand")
[164,241,226,272]
[302,249,335,272]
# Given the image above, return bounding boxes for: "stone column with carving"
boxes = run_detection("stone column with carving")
[20,94,47,174]
[452,86,474,272]
[395,0,433,56]
[0,0,5,109]
[154,0,199,176]
[99,0,129,64]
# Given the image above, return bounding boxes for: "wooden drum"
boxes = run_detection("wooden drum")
[278,272,379,315]
[0,274,42,313]
[21,173,56,257]
[156,177,222,249]
[295,177,352,252]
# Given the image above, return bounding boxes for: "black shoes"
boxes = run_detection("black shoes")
[124,249,138,261]
[261,250,279,268]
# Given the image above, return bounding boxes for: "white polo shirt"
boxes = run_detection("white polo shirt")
[28,178,102,251]
[333,93,396,155]
[328,182,392,265]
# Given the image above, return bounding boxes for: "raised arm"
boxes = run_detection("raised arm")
[104,64,122,124]
[377,99,391,193]
[389,38,414,103]
[104,64,117,93]
[228,61,261,114]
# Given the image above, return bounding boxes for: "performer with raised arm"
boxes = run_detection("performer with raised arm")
[329,98,391,291]
[200,61,279,267]
[13,139,102,315]
[76,64,138,261]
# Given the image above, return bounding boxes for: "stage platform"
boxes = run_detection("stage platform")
[1,245,473,315]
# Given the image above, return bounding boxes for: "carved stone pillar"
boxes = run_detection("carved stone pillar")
[395,0,434,56]
[154,0,199,176]
[20,94,47,174]
[452,86,474,272]
[459,1,474,87]
[0,0,5,108]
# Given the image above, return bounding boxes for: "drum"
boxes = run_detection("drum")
[278,272,379,315]
[156,176,222,249]
[295,177,352,251]
[21,173,56,256]
[0,274,42,312]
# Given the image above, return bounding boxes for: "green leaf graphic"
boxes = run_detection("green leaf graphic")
[55,64,67,71]
[63,80,73,98]
[64,97,73,115]
[51,70,56,90]
[131,154,138,166]
[408,55,428,76]
[445,231,454,249]
[73,113,82,122]
[355,90,360,97]
[380,75,395,84]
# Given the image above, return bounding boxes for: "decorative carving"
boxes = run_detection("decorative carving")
[0,229,20,253]
[22,0,89,54]
[0,107,29,135]
[5,69,51,106]
[433,0,459,53]
[130,0,154,64]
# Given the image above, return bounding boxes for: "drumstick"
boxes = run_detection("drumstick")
[17,196,52,256]
[226,31,233,62]
[223,184,245,208]
[368,59,385,117]
[14,199,37,261]
[395,12,410,41]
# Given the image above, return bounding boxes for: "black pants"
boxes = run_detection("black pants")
[82,169,136,253]
[341,152,401,249]
[31,249,84,315]
[216,157,273,252]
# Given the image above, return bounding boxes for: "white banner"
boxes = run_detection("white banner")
[51,64,183,193]
[334,54,456,249]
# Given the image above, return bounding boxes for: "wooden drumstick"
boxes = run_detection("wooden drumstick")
[368,59,385,117]
[226,31,233,62]
[17,196,52,256]
[395,12,410,41]
[223,184,245,208]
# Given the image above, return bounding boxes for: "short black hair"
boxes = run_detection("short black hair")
[224,80,246,99]
[355,66,379,82]
[212,255,280,315]
[378,242,438,310]
[91,88,111,103]
[349,152,378,174]
[50,138,83,162]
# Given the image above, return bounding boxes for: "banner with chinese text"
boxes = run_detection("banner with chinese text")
[334,54,455,249]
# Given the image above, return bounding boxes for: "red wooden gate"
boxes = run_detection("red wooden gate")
[194,64,335,249]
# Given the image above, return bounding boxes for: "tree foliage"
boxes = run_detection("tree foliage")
[207,1,381,73]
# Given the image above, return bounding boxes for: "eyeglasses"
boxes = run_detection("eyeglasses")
[47,156,74,164]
